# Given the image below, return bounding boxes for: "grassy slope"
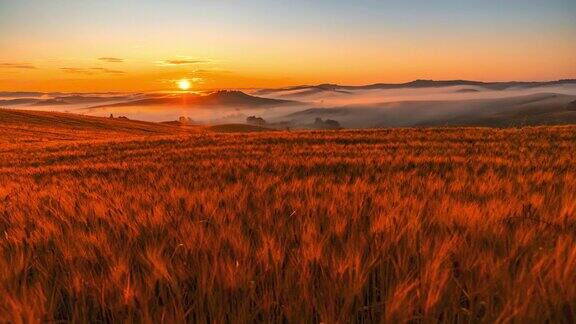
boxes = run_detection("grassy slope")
[0,110,575,322]
[0,109,272,143]
[0,109,189,143]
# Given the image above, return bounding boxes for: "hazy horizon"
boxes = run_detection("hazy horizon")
[3,80,575,128]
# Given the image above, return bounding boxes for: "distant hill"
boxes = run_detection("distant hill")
[281,93,576,128]
[30,99,69,106]
[454,88,481,93]
[92,90,298,109]
[53,94,136,104]
[0,91,45,98]
[1,95,136,107]
[0,98,42,106]
[4,98,107,107]
[255,79,576,95]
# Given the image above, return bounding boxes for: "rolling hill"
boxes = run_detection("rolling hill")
[255,79,576,95]
[0,108,277,144]
[92,90,297,109]
[280,93,576,128]
[0,108,189,143]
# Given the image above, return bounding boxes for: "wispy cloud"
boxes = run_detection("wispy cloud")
[0,63,37,69]
[193,69,231,75]
[91,67,126,74]
[98,57,124,63]
[60,67,93,75]
[60,67,126,75]
[157,58,209,66]
[160,77,205,85]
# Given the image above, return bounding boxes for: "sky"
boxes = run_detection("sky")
[0,0,575,92]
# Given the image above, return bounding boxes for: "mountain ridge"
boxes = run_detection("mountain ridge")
[254,79,576,95]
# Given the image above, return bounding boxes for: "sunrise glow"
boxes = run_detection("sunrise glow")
[0,1,574,92]
[177,79,191,91]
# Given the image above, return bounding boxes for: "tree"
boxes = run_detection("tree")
[314,117,341,129]
[247,116,266,125]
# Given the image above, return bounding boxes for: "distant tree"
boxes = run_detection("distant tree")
[247,116,266,125]
[314,117,341,129]
[179,116,193,124]
[109,114,114,118]
[324,119,341,128]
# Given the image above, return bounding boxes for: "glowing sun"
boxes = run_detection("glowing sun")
[177,79,191,91]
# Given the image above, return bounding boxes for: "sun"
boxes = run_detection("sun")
[177,79,191,91]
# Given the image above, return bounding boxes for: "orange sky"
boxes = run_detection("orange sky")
[1,1,575,92]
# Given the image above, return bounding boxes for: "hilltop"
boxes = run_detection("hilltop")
[92,90,297,109]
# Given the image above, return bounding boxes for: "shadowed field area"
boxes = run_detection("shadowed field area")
[0,111,575,322]
[0,109,193,143]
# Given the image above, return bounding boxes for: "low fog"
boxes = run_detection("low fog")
[2,82,576,128]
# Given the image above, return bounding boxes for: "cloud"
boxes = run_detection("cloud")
[157,58,209,66]
[98,57,124,63]
[60,67,126,75]
[91,67,126,74]
[0,63,37,69]
[160,77,205,85]
[60,67,93,75]
[193,69,231,75]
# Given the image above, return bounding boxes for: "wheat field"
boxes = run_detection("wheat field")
[0,110,575,323]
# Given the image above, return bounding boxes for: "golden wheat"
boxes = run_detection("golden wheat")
[0,111,575,322]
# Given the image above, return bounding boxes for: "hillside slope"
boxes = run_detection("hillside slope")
[0,108,188,143]
[92,90,297,109]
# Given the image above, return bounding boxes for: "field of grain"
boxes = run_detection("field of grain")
[0,109,575,323]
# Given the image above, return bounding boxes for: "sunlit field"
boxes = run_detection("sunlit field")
[0,110,575,322]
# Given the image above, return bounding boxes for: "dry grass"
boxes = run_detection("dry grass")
[0,110,575,322]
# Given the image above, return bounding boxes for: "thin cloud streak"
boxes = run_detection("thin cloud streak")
[60,67,93,75]
[91,68,126,74]
[60,67,126,75]
[98,57,124,63]
[0,63,37,69]
[157,59,209,66]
